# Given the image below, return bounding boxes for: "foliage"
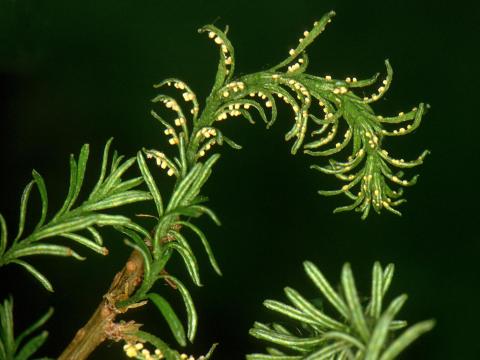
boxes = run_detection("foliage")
[0,9,433,360]
[116,86,225,360]
[0,139,151,292]
[0,297,53,360]
[248,261,434,359]
[194,10,428,219]
[117,10,429,356]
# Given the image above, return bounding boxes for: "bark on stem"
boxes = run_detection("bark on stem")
[58,250,145,360]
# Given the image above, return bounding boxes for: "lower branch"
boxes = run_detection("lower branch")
[58,250,145,360]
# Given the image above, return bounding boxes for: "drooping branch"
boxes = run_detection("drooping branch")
[194,11,429,219]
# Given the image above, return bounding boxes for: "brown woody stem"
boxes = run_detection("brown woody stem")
[58,250,145,360]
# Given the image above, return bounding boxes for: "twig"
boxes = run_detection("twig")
[58,250,145,360]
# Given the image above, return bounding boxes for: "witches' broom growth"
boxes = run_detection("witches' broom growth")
[0,10,432,360]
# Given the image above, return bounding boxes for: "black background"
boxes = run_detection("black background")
[1,0,479,359]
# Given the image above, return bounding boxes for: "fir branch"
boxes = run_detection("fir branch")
[54,11,432,359]
[248,261,435,359]
[0,139,152,291]
[57,147,223,358]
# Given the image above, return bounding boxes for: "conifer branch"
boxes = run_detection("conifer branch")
[0,139,151,291]
[248,261,435,359]
[0,10,433,360]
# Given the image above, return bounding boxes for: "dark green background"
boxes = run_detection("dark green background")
[1,0,478,359]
